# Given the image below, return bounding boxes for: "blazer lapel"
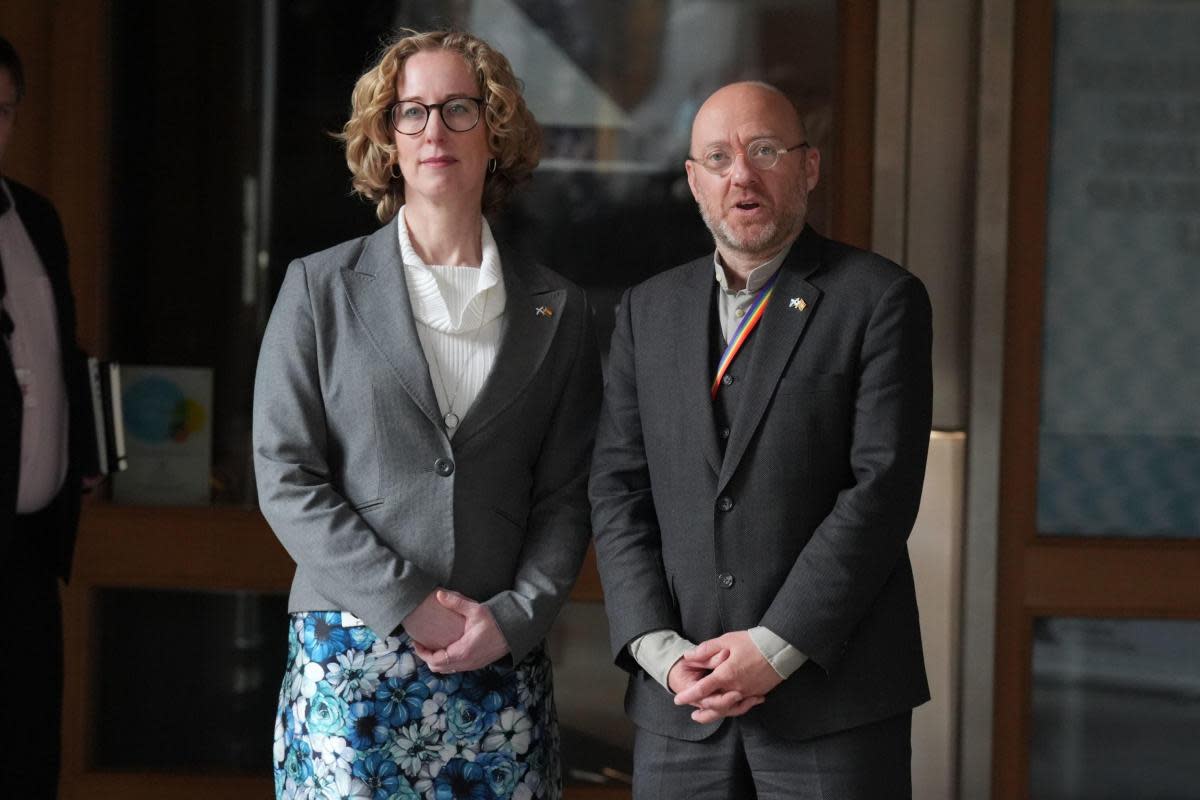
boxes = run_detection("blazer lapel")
[340,223,443,429]
[452,247,564,447]
[675,258,722,475]
[718,229,824,492]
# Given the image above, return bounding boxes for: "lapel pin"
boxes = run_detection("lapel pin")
[789,297,807,311]
[535,305,553,317]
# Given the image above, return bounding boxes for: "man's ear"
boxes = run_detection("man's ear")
[805,147,821,192]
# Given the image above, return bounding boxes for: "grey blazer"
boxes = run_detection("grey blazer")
[590,226,933,741]
[253,221,601,662]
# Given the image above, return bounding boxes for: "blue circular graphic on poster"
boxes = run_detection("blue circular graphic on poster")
[123,376,185,443]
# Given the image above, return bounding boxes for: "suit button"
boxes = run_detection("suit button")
[718,427,730,440]
[721,374,734,386]
[434,458,454,477]
[717,572,735,589]
[716,495,734,512]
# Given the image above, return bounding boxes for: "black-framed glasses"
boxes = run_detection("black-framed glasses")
[388,97,485,135]
[688,139,809,175]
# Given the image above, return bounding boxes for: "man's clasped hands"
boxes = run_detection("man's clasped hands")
[668,631,784,724]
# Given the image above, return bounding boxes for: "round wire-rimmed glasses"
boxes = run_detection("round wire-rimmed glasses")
[689,139,809,175]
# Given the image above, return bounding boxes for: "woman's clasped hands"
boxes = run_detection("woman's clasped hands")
[405,588,510,674]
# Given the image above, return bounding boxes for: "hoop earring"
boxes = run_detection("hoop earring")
[390,162,402,180]
[488,158,498,175]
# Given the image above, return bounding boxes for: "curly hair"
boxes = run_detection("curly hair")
[341,30,541,223]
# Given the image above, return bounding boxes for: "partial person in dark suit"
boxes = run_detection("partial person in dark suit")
[0,35,97,798]
[590,81,933,798]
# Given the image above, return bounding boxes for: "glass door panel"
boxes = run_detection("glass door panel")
[1036,0,1200,539]
[1030,617,1200,800]
[997,2,1200,796]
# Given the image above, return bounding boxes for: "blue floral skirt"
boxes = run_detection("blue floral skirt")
[273,611,561,800]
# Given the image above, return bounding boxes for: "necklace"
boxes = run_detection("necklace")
[426,286,491,431]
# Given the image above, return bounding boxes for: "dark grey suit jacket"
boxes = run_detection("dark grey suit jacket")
[590,226,932,741]
[253,221,601,662]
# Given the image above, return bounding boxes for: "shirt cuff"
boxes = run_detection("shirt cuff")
[628,629,696,692]
[749,626,808,679]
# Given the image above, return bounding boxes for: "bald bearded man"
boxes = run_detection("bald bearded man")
[590,81,933,798]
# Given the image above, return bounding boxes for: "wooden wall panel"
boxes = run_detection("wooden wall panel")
[0,2,52,183]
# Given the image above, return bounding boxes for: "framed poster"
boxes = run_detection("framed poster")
[113,365,213,506]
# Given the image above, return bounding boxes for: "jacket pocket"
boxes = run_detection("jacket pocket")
[352,498,384,513]
[775,371,849,397]
[667,571,681,613]
[493,505,529,532]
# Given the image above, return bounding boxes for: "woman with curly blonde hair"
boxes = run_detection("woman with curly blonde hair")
[255,29,600,800]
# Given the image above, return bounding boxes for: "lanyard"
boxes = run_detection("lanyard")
[711,270,779,399]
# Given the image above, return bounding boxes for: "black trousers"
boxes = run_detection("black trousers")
[1,508,66,799]
[632,711,912,800]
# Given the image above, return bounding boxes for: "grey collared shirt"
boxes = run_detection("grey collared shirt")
[713,247,791,344]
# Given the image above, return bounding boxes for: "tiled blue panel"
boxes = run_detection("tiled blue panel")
[1038,435,1200,537]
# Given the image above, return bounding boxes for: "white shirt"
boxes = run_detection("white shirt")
[397,207,506,439]
[0,179,69,512]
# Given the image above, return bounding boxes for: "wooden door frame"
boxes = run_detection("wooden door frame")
[993,2,1200,797]
[834,0,877,249]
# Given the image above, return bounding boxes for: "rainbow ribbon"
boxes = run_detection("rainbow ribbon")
[711,270,780,399]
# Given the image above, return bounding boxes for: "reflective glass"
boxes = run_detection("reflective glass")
[1031,617,1200,799]
[1037,0,1200,538]
[92,588,289,770]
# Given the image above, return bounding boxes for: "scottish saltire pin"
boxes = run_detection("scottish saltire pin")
[789,297,806,311]
[535,305,553,317]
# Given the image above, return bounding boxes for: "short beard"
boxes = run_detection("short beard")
[700,206,782,255]
[697,194,806,262]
